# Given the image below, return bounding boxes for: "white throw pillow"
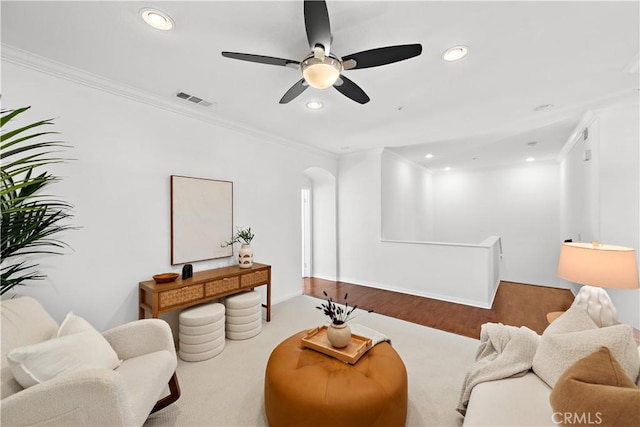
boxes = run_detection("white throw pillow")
[58,312,95,336]
[532,306,640,387]
[7,314,121,389]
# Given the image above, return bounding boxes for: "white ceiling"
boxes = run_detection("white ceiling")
[2,1,639,171]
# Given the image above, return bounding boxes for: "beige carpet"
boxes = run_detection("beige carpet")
[144,295,479,427]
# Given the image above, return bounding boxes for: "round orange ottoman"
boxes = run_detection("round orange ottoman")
[264,330,408,427]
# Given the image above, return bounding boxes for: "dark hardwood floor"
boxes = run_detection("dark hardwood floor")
[303,278,575,339]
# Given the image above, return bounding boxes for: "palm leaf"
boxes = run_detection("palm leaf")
[0,119,56,145]
[0,106,77,295]
[0,107,30,127]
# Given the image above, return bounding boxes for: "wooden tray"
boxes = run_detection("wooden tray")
[301,326,373,364]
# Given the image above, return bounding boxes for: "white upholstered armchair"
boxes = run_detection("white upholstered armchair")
[1,296,180,426]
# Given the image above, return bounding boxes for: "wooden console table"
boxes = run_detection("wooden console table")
[139,263,271,321]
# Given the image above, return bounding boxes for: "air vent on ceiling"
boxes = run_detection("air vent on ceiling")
[176,91,213,107]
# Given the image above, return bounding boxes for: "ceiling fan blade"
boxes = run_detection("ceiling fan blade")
[279,79,309,104]
[342,44,422,70]
[333,75,370,104]
[222,51,299,67]
[304,0,332,54]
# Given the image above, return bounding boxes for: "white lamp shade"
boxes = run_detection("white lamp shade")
[557,242,640,289]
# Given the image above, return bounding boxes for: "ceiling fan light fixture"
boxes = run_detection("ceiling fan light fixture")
[442,45,468,62]
[302,56,342,89]
[141,8,174,31]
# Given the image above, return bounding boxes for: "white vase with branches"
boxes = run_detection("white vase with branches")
[221,227,255,268]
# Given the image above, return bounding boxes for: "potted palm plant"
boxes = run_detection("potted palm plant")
[1,106,76,295]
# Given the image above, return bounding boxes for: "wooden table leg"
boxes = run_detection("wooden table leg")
[138,288,145,320]
[266,273,271,322]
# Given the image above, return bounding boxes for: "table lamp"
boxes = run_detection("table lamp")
[557,241,640,327]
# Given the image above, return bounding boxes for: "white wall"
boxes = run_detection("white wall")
[432,162,563,287]
[381,149,434,241]
[303,168,337,280]
[338,149,500,308]
[559,118,600,244]
[592,97,639,327]
[558,96,640,328]
[3,60,337,330]
[379,147,562,289]
[338,150,383,281]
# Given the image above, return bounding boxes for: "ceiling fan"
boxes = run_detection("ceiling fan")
[221,0,422,105]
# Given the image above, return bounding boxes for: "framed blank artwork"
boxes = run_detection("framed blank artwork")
[170,175,233,264]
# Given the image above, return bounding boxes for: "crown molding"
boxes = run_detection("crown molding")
[1,44,337,160]
[382,147,434,175]
[556,110,596,162]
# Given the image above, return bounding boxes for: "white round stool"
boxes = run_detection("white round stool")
[179,302,225,362]
[224,291,262,340]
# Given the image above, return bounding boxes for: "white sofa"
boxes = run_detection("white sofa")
[464,359,640,427]
[1,296,180,426]
[462,308,640,427]
[464,371,555,426]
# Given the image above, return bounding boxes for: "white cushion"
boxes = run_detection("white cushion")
[115,350,177,426]
[225,310,262,325]
[224,291,261,309]
[532,307,640,387]
[179,335,225,354]
[179,318,224,335]
[58,312,95,336]
[226,324,262,340]
[225,317,262,332]
[179,329,224,345]
[7,314,121,388]
[226,306,263,317]
[463,372,554,426]
[179,303,225,326]
[179,343,225,362]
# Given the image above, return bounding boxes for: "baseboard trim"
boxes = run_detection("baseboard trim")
[271,291,303,306]
[311,274,338,282]
[337,277,492,309]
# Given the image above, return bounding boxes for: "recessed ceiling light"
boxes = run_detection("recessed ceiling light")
[141,8,174,31]
[526,157,536,162]
[442,45,469,62]
[424,154,434,159]
[306,100,323,110]
[534,104,554,111]
[444,167,451,171]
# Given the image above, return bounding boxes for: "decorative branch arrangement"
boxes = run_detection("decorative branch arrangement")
[316,291,372,325]
[221,226,254,247]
